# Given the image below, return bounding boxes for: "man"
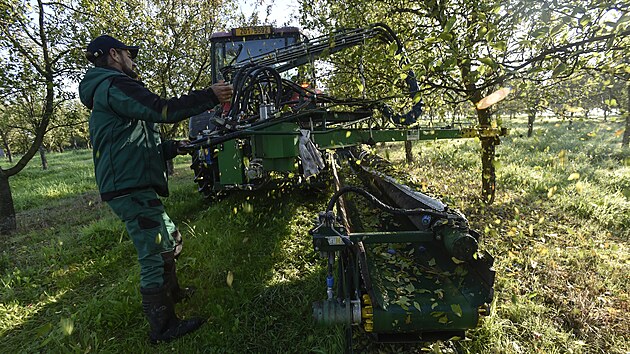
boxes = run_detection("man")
[78,35,232,343]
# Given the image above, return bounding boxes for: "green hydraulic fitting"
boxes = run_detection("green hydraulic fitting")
[439,227,478,261]
[313,299,361,325]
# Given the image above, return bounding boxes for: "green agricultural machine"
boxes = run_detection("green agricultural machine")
[185,23,501,347]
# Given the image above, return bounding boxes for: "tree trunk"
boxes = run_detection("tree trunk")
[404,141,414,164]
[0,170,16,235]
[0,0,56,234]
[603,107,608,122]
[623,82,630,148]
[39,145,48,170]
[478,108,497,204]
[527,110,536,137]
[0,131,12,163]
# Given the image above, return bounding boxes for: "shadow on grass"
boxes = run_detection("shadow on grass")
[1,180,345,353]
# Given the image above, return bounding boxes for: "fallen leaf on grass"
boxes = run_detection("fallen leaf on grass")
[547,186,557,198]
[60,318,73,336]
[575,181,585,193]
[227,271,234,287]
[568,173,580,181]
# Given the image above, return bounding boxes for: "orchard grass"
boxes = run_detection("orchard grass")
[1,116,628,353]
[382,115,629,353]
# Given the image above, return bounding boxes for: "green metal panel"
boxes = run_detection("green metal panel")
[254,123,299,158]
[366,242,488,333]
[217,139,244,185]
[252,123,300,172]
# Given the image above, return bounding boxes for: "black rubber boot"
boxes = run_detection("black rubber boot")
[162,251,196,304]
[140,286,205,344]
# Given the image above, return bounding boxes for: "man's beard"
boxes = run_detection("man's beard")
[123,65,139,79]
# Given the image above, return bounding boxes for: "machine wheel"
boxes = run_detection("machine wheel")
[190,152,219,200]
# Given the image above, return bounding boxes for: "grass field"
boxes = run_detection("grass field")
[1,117,628,353]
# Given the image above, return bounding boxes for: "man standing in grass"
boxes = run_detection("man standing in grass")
[78,35,232,343]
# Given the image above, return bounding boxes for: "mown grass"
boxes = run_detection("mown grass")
[2,153,343,353]
[1,116,628,353]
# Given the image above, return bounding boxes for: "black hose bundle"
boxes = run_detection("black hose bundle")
[225,64,283,123]
[326,186,447,218]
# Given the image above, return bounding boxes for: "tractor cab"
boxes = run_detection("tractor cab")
[189,25,302,139]
[210,25,302,83]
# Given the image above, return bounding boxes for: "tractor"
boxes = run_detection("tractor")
[184,23,500,348]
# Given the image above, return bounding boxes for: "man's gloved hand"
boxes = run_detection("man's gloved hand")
[210,80,233,103]
[175,140,191,155]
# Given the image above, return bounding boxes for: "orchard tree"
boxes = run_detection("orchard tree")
[0,0,84,234]
[588,35,630,146]
[299,0,630,203]
[43,99,90,152]
[0,106,15,163]
[515,82,550,137]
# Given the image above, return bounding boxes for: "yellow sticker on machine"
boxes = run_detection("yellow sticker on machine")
[234,26,273,36]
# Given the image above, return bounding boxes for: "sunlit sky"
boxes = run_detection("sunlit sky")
[238,0,300,27]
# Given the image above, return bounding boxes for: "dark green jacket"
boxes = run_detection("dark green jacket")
[78,67,218,201]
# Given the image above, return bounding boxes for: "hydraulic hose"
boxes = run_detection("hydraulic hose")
[326,186,447,218]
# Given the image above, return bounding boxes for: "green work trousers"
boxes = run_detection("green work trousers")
[106,189,181,288]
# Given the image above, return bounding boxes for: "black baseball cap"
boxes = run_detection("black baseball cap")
[85,35,139,63]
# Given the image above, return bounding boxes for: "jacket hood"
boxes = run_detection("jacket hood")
[79,67,125,109]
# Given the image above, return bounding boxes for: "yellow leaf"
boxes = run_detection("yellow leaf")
[451,257,465,264]
[568,173,580,181]
[155,233,162,244]
[346,131,352,138]
[547,186,557,198]
[451,304,463,317]
[60,318,74,336]
[227,271,234,287]
[575,181,584,194]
